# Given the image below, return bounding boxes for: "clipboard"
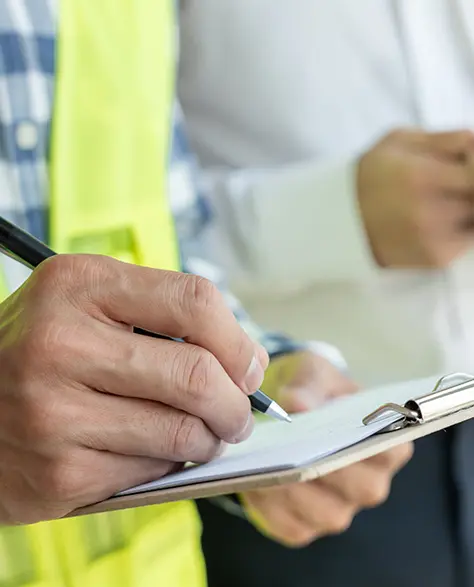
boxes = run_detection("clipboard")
[71,372,474,518]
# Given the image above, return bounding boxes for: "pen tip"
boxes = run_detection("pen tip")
[268,402,292,423]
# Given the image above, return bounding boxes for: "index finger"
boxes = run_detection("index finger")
[365,443,414,470]
[83,258,265,394]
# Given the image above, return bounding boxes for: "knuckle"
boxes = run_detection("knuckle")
[384,128,408,144]
[169,412,206,461]
[385,129,402,142]
[180,347,216,406]
[38,459,83,502]
[326,507,355,535]
[32,255,112,313]
[33,254,72,286]
[182,275,221,318]
[281,528,317,549]
[360,477,391,507]
[402,441,415,462]
[34,254,90,291]
[390,442,415,468]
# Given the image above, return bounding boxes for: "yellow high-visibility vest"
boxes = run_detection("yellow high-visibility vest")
[0,2,206,586]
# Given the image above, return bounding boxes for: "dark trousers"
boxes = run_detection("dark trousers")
[198,430,466,587]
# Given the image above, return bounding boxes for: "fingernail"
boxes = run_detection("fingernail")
[244,355,265,394]
[255,342,270,370]
[233,413,254,443]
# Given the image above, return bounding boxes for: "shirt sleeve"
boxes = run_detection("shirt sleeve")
[196,158,379,301]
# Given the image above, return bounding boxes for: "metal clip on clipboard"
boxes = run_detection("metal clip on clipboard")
[363,372,474,433]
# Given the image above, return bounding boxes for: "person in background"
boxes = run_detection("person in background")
[0,3,409,587]
[178,1,474,586]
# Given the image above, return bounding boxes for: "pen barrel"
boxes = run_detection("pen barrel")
[249,391,271,413]
[0,216,56,269]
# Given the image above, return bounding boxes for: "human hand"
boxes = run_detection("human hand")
[0,255,267,524]
[241,351,413,547]
[259,350,357,412]
[357,128,474,268]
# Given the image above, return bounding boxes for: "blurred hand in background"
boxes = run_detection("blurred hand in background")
[240,351,414,547]
[358,129,474,268]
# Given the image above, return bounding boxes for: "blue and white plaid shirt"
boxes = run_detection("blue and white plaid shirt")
[0,0,308,359]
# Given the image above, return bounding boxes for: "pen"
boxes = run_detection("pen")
[0,215,291,423]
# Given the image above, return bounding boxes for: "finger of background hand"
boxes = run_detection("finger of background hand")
[318,461,392,507]
[75,389,225,463]
[435,197,474,233]
[319,444,413,506]
[364,443,414,472]
[74,321,252,444]
[86,262,264,395]
[243,491,319,547]
[287,352,358,397]
[276,352,359,413]
[417,130,474,159]
[283,482,355,534]
[433,160,472,193]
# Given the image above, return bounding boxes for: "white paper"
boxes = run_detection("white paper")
[118,375,440,496]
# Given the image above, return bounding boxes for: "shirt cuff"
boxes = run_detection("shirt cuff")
[253,157,379,286]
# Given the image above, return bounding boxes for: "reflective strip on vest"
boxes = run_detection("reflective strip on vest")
[0,2,206,587]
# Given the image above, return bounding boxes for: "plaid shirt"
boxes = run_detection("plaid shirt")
[0,0,315,360]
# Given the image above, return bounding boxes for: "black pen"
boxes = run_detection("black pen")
[0,215,291,423]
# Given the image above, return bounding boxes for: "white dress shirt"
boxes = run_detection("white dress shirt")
[178,0,474,386]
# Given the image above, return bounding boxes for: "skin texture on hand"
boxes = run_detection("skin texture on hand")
[241,351,413,547]
[0,254,268,525]
[357,128,474,268]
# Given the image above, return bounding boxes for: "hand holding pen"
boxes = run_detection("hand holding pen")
[0,216,289,524]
